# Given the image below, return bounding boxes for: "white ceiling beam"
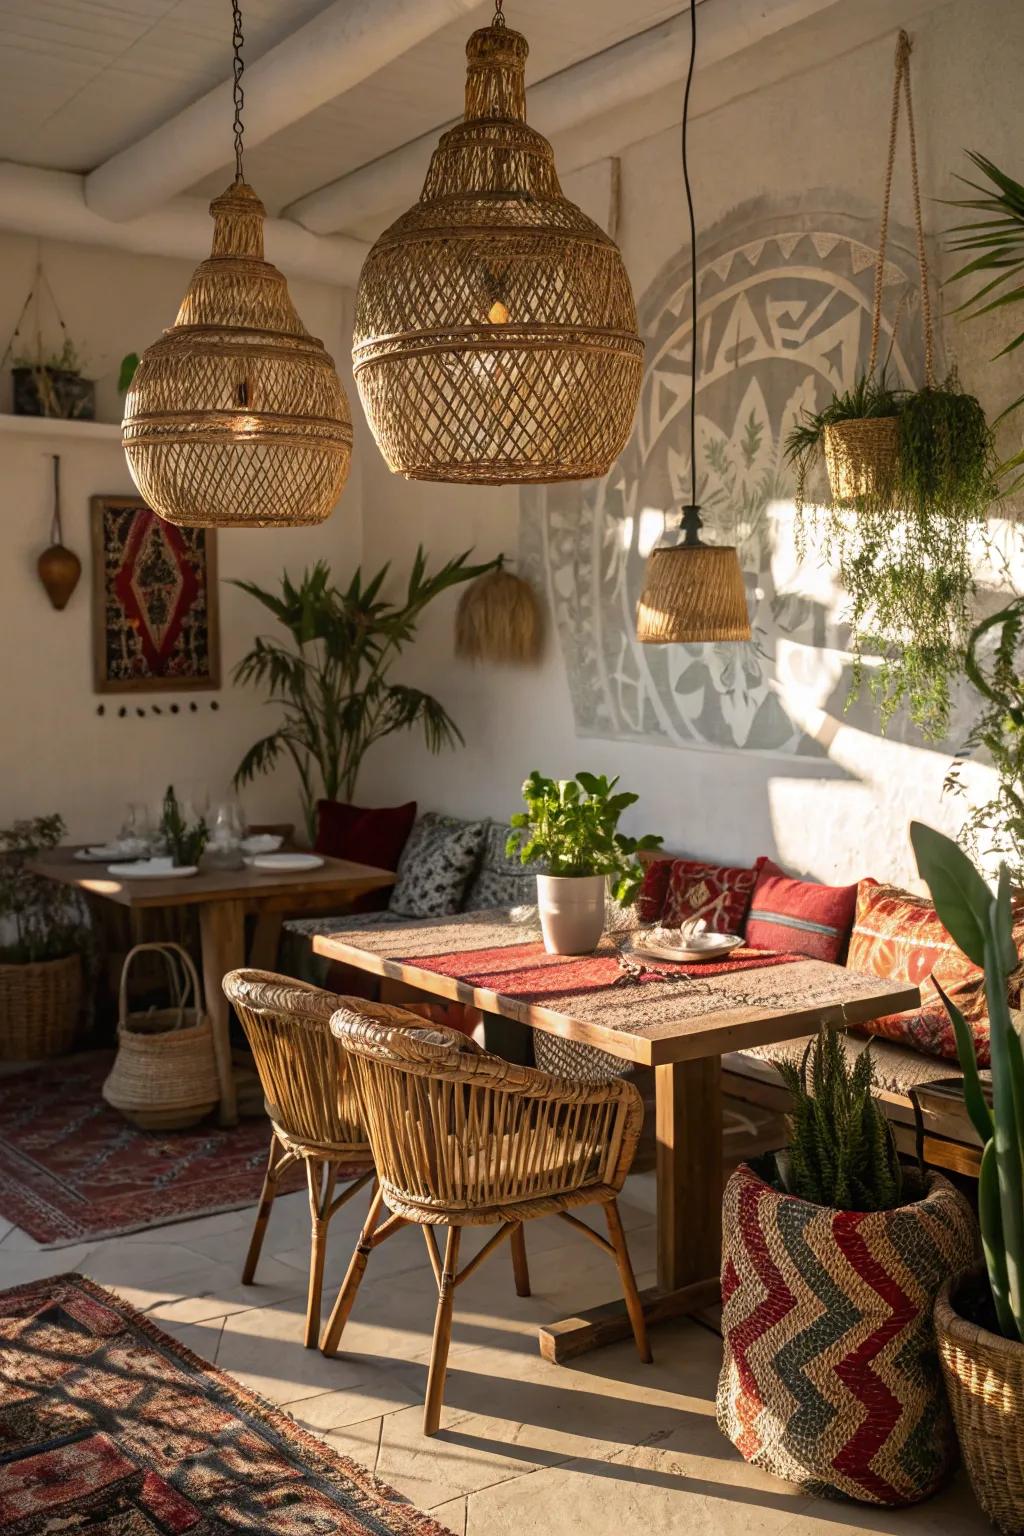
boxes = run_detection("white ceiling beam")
[0,163,367,287]
[85,0,482,223]
[284,0,845,235]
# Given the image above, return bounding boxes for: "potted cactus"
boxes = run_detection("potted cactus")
[717,1025,976,1505]
[912,821,1024,1534]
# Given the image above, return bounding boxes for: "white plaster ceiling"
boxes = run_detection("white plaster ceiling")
[0,0,689,210]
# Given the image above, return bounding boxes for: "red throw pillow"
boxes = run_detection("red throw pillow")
[846,878,1024,1066]
[315,799,417,914]
[662,857,762,934]
[636,857,673,922]
[745,859,858,963]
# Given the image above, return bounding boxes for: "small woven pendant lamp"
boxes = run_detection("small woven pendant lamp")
[636,0,749,644]
[122,1,352,528]
[352,1,643,485]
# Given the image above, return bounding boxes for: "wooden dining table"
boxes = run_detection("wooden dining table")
[313,911,920,1360]
[32,848,396,1127]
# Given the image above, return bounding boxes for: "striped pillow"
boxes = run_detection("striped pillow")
[744,859,858,962]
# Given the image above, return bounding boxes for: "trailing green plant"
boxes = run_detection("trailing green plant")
[774,1025,904,1212]
[0,814,88,964]
[118,352,140,392]
[785,372,904,511]
[159,786,208,868]
[947,596,1024,888]
[786,370,997,739]
[912,819,1024,1342]
[506,771,663,905]
[946,151,1024,489]
[233,550,498,844]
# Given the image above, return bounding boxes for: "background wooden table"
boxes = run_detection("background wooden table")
[313,913,920,1358]
[34,850,396,1126]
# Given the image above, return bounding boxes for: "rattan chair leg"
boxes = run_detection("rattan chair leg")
[510,1223,531,1297]
[321,1183,384,1357]
[304,1159,338,1350]
[605,1199,652,1364]
[424,1226,461,1437]
[242,1132,285,1285]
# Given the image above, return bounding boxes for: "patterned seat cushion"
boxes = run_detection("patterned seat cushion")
[282,910,422,940]
[464,822,542,911]
[389,812,489,918]
[744,859,858,962]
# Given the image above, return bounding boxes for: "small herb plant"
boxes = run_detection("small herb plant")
[912,820,1023,1341]
[0,815,87,964]
[775,1026,904,1212]
[506,771,663,905]
[160,786,208,868]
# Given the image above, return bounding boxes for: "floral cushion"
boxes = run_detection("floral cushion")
[744,859,858,962]
[847,879,1024,1066]
[464,822,541,911]
[389,812,488,918]
[662,857,763,934]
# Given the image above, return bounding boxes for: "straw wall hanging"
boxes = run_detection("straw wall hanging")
[454,557,543,664]
[352,0,643,485]
[636,0,750,644]
[122,1,352,528]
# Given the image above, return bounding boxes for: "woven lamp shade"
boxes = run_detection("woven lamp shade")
[455,565,542,664]
[123,182,352,528]
[636,545,751,644]
[353,22,643,485]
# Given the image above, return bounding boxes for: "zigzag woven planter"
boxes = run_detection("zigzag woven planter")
[717,1160,976,1506]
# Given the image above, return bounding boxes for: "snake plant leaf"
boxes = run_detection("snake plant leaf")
[934,976,994,1144]
[911,821,992,967]
[984,928,1024,1340]
[979,1139,1019,1341]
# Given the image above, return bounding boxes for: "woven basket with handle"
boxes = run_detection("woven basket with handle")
[0,952,82,1060]
[935,1270,1024,1534]
[102,943,219,1130]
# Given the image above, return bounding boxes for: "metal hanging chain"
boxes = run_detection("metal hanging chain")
[492,0,506,29]
[231,0,246,183]
[682,0,699,515]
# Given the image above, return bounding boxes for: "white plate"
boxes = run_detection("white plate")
[251,852,324,873]
[240,833,283,856]
[75,845,133,862]
[107,860,198,879]
[628,932,743,964]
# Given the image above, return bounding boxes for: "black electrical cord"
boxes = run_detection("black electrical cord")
[682,0,699,513]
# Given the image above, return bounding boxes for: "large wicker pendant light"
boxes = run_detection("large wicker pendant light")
[636,0,750,644]
[352,1,643,485]
[122,1,352,528]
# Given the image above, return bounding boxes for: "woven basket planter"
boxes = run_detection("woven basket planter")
[823,417,900,506]
[935,1270,1024,1533]
[0,952,82,1060]
[717,1160,976,1505]
[102,944,218,1130]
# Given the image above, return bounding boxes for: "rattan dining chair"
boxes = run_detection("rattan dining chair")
[321,999,651,1435]
[222,970,376,1348]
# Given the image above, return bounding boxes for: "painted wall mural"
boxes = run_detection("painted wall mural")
[520,200,932,759]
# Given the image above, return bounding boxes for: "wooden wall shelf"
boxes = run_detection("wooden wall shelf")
[0,414,122,443]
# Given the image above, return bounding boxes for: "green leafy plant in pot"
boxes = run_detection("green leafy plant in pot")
[0,814,88,1059]
[912,820,1024,1532]
[717,1023,976,1504]
[507,771,662,956]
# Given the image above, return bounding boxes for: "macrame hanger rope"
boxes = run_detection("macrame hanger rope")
[868,30,935,387]
[231,0,246,183]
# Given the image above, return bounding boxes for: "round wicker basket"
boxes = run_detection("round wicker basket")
[103,944,219,1131]
[823,416,900,506]
[935,1271,1024,1534]
[0,952,82,1061]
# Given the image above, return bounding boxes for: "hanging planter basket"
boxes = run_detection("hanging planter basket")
[823,416,900,506]
[103,943,219,1130]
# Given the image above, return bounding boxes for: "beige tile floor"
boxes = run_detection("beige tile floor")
[0,1172,989,1535]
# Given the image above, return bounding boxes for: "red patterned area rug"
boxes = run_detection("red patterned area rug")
[0,1052,305,1248]
[0,1274,452,1535]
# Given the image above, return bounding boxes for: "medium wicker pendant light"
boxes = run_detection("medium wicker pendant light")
[636,0,749,644]
[122,1,352,528]
[352,1,643,485]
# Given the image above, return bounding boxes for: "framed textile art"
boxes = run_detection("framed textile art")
[90,495,220,693]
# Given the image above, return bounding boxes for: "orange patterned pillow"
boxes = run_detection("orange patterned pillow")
[847,879,1022,1066]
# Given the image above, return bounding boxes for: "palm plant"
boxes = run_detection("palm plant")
[233,550,498,843]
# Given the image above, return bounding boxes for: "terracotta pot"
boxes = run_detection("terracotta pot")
[536,873,605,955]
[935,1269,1024,1534]
[37,543,81,610]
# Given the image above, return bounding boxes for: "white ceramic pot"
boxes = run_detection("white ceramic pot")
[536,873,606,956]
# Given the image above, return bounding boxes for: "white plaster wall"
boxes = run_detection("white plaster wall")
[353,0,1024,889]
[0,232,362,841]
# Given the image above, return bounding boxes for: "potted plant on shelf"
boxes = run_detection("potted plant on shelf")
[717,1025,976,1506]
[0,814,87,1060]
[912,820,1024,1534]
[506,771,662,956]
[12,338,95,420]
[233,549,498,845]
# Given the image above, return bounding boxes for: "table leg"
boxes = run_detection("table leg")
[537,1056,723,1363]
[249,911,283,973]
[199,899,244,1127]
